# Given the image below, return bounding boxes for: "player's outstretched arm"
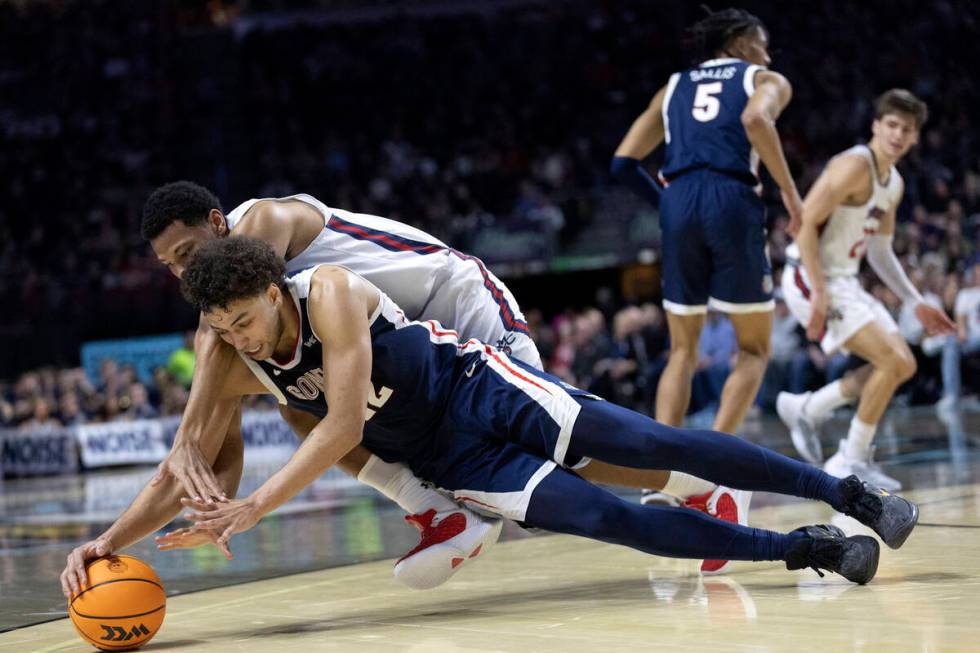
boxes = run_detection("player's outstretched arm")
[795,154,869,340]
[187,266,373,547]
[866,186,955,335]
[155,201,307,503]
[611,85,668,207]
[152,323,239,503]
[60,405,244,597]
[741,70,803,232]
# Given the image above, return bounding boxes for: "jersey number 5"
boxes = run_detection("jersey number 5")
[692,82,723,122]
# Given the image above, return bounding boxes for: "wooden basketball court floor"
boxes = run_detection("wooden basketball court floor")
[3,409,980,652]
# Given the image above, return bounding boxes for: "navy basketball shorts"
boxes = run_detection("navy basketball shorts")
[659,170,773,315]
[400,347,600,521]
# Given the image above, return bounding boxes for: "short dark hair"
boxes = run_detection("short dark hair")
[687,6,766,62]
[181,237,285,313]
[875,89,928,129]
[141,181,222,241]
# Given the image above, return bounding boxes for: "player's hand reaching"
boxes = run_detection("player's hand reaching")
[151,439,227,505]
[155,526,233,560]
[60,537,113,598]
[781,189,804,237]
[806,290,828,342]
[185,495,264,548]
[914,302,956,336]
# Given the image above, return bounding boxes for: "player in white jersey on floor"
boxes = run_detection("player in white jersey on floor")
[137,182,715,587]
[777,90,955,490]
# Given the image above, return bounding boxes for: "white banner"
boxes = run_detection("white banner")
[6,409,306,475]
[75,419,170,467]
[0,428,78,476]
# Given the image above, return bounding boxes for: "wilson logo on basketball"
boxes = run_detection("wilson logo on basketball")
[106,559,128,573]
[100,624,150,641]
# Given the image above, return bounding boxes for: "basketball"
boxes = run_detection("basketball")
[68,555,166,651]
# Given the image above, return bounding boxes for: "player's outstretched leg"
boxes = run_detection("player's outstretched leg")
[524,466,880,584]
[566,398,918,549]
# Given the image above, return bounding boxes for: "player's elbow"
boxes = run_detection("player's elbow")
[740,110,769,133]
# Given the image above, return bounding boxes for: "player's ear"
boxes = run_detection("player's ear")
[208,209,227,236]
[267,283,281,306]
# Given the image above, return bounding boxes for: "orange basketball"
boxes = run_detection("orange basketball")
[68,554,166,651]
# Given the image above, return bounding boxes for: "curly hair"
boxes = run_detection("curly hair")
[181,237,285,313]
[686,6,766,63]
[141,180,222,241]
[875,89,928,129]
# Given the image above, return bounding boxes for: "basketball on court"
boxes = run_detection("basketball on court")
[68,555,166,651]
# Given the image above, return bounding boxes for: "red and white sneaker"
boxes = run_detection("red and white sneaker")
[682,486,752,575]
[393,508,503,590]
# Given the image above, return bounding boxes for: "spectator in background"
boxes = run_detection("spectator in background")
[167,331,196,388]
[154,367,190,417]
[940,259,980,412]
[119,382,158,421]
[19,397,61,431]
[58,392,85,426]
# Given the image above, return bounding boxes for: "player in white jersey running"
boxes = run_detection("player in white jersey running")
[777,90,955,490]
[135,182,712,587]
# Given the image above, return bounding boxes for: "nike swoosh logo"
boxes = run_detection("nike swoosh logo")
[465,362,477,378]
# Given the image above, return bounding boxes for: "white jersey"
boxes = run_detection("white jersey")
[786,145,902,277]
[224,194,541,368]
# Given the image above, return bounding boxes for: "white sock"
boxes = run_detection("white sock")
[803,380,850,422]
[843,418,877,460]
[357,455,458,515]
[661,472,716,500]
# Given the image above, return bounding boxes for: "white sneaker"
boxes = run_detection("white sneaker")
[776,391,824,465]
[393,507,503,590]
[641,490,681,507]
[823,440,902,492]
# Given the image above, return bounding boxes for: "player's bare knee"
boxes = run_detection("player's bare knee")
[895,351,917,382]
[737,339,770,364]
[668,346,699,375]
[877,350,916,382]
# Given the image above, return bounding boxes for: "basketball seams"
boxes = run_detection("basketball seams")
[70,602,166,620]
[70,577,164,604]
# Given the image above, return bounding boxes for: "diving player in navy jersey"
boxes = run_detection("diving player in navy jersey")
[612,8,802,437]
[99,236,921,589]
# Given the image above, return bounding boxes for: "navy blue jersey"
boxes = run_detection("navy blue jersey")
[661,58,764,184]
[239,266,482,463]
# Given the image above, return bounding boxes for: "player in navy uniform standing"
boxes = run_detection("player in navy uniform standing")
[611,9,803,533]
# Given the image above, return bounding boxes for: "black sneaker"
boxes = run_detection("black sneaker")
[838,475,918,549]
[785,524,880,585]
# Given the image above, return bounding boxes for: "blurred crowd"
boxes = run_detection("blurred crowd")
[0,348,280,431]
[1,0,979,405]
[5,264,978,431]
